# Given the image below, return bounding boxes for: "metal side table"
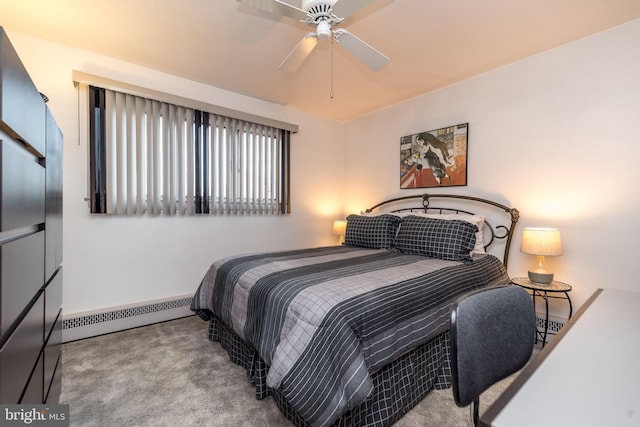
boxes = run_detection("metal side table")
[511,277,573,347]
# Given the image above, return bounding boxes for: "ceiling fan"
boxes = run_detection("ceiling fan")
[237,0,390,72]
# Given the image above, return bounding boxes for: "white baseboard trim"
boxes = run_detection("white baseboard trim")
[62,294,193,342]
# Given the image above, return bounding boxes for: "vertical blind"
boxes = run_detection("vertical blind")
[89,86,291,215]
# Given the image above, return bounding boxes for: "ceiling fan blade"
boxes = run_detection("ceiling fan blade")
[331,0,376,19]
[279,33,319,72]
[236,0,307,20]
[333,29,389,72]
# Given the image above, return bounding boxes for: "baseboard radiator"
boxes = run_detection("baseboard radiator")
[535,314,566,343]
[62,295,194,342]
[61,298,566,344]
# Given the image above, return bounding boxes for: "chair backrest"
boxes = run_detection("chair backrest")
[450,284,535,408]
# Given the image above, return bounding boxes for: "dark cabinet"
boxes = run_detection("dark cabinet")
[0,27,63,404]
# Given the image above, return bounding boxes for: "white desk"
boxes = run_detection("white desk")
[480,288,640,427]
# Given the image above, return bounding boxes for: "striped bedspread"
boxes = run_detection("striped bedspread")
[191,245,509,427]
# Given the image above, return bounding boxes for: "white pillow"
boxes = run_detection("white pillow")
[361,211,421,218]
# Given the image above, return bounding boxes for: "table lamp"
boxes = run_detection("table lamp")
[520,227,562,285]
[332,220,347,245]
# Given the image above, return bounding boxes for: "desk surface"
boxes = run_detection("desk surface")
[480,288,640,427]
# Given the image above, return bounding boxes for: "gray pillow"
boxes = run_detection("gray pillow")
[395,215,477,263]
[344,214,400,249]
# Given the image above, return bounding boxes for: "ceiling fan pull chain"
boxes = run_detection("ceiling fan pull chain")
[330,36,335,99]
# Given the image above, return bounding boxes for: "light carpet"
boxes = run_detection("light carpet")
[60,315,518,427]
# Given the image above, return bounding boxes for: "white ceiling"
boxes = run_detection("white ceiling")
[1,0,640,122]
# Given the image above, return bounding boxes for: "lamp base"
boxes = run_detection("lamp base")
[528,270,553,285]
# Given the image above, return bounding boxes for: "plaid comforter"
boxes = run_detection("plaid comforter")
[191,245,509,427]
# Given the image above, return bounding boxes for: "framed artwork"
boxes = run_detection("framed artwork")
[400,122,468,189]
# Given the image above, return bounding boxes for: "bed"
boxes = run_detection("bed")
[191,193,519,427]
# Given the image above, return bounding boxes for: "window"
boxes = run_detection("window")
[88,86,291,215]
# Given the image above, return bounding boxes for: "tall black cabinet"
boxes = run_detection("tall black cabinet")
[0,27,63,404]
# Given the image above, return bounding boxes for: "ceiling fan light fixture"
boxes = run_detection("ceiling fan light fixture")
[316,20,331,40]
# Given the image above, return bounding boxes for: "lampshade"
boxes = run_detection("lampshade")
[520,227,562,285]
[520,228,562,256]
[332,220,347,245]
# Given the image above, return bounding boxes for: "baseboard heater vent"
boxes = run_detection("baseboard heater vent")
[62,300,567,344]
[62,295,194,342]
[536,315,566,343]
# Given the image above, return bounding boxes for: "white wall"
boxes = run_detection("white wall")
[343,19,640,316]
[7,30,344,315]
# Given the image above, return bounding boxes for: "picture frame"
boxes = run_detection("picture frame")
[400,123,468,188]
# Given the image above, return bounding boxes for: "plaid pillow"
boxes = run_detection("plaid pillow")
[395,215,477,263]
[413,213,486,254]
[344,214,400,249]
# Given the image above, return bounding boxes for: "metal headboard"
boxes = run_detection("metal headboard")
[364,193,520,268]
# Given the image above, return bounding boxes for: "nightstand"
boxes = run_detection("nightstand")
[511,277,573,347]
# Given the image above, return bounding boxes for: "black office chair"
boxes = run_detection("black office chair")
[450,284,535,426]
